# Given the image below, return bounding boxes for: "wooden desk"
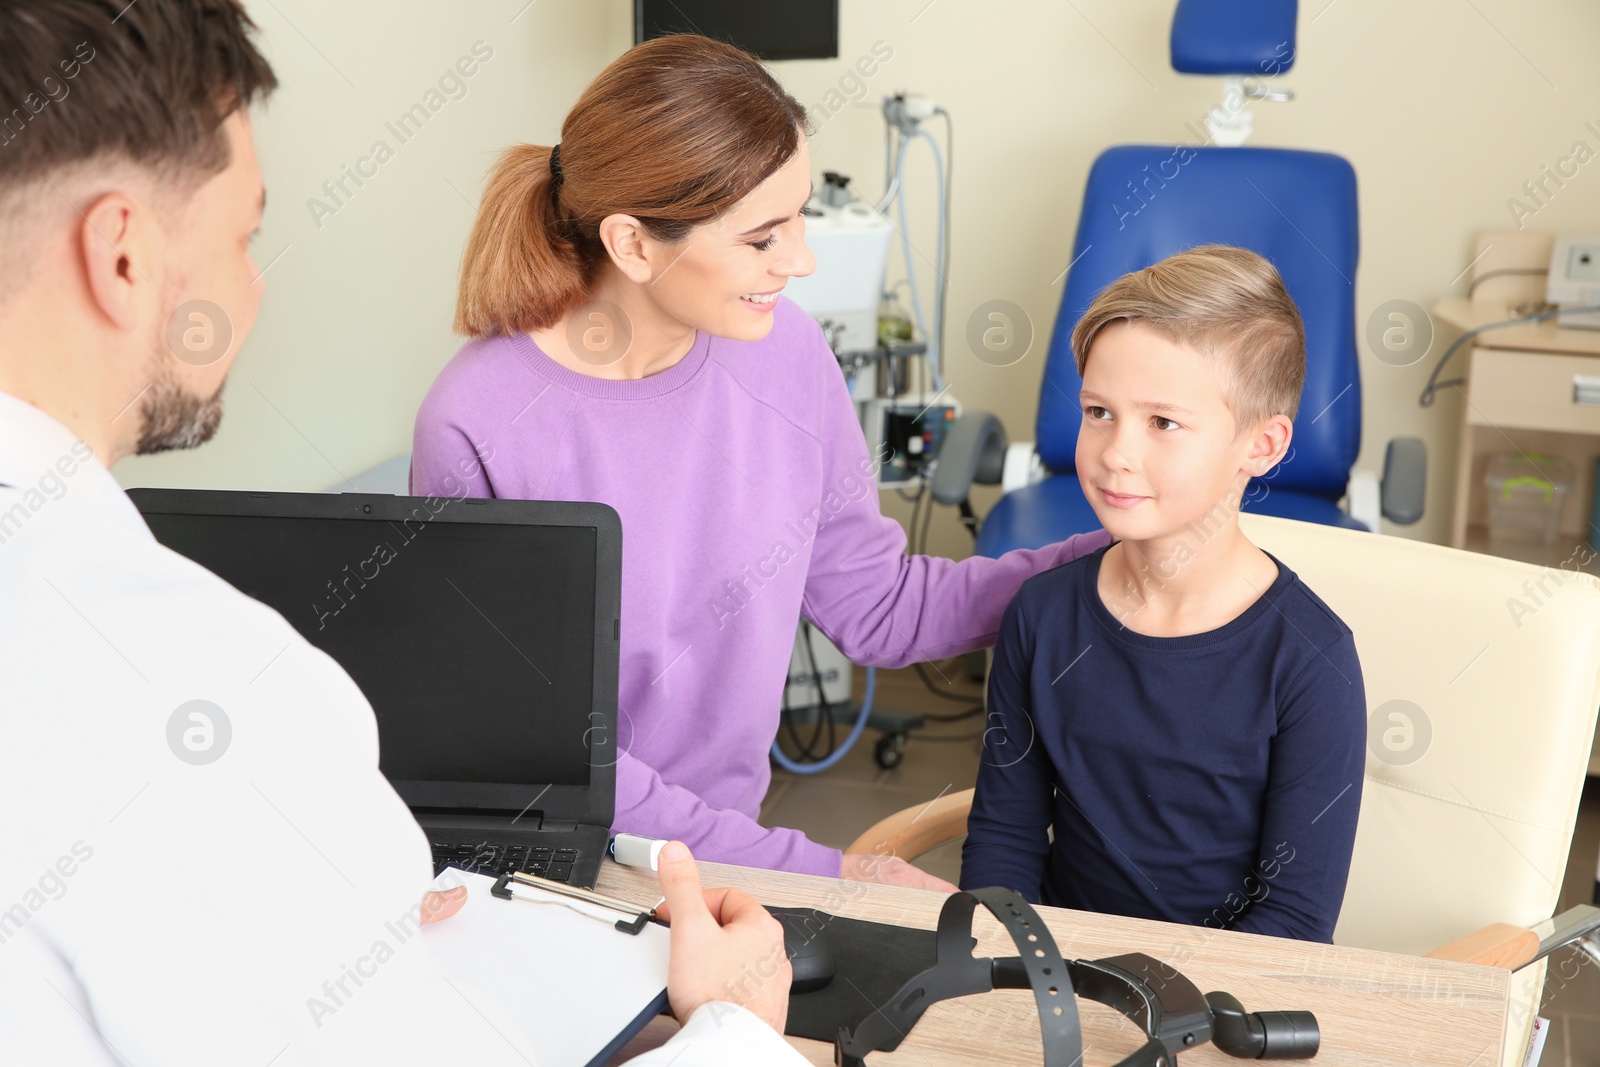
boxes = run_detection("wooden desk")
[598,859,1509,1067]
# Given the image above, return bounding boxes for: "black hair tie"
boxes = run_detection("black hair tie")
[548,143,564,187]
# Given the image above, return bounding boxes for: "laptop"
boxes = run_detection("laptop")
[129,488,622,889]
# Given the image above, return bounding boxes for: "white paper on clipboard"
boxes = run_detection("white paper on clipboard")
[419,866,671,1067]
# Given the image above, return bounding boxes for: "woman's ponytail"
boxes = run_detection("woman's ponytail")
[453,143,586,338]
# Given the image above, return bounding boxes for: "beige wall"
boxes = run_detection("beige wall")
[117,0,1600,557]
[115,0,634,493]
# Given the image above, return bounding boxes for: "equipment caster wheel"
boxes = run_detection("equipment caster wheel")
[875,732,907,769]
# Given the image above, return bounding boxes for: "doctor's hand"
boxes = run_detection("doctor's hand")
[840,851,959,893]
[419,886,468,924]
[653,840,792,1034]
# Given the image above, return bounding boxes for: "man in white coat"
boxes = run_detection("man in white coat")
[0,1,799,1062]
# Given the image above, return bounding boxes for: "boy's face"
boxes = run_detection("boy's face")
[1075,321,1275,543]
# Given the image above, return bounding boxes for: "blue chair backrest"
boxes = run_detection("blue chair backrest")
[1034,145,1361,501]
[1171,0,1298,75]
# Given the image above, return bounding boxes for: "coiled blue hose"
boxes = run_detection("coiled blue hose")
[769,665,876,775]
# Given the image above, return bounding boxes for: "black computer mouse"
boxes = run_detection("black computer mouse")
[772,907,836,994]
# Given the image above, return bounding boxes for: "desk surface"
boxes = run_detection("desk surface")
[599,860,1509,1067]
[1434,297,1600,356]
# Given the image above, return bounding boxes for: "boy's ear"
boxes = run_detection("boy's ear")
[1245,413,1293,476]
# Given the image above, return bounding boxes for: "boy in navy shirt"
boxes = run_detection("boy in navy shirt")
[960,245,1366,942]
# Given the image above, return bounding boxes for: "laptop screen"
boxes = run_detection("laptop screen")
[140,507,599,791]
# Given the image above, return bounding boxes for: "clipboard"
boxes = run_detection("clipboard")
[490,868,661,934]
[420,865,670,1067]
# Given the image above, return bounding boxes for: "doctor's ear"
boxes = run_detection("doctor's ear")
[80,192,150,332]
[597,213,659,285]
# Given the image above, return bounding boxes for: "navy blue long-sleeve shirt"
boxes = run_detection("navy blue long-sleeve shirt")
[960,545,1366,942]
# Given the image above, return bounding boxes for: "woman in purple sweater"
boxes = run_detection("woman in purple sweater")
[412,36,1109,889]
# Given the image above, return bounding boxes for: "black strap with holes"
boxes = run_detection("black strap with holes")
[778,888,1319,1065]
[835,888,1083,1067]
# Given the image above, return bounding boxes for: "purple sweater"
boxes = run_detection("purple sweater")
[411,297,1111,876]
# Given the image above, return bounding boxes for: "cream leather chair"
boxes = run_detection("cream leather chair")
[849,514,1600,1067]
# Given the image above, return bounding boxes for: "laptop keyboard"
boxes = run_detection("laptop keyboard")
[431,842,581,882]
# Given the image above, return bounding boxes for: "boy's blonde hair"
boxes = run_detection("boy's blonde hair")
[1071,245,1306,429]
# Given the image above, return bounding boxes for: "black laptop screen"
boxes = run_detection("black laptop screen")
[142,511,597,788]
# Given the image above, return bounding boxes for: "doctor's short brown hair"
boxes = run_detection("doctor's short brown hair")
[0,0,276,294]
[1071,245,1307,429]
[0,0,276,191]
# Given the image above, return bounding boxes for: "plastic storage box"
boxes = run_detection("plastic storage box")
[1485,452,1573,559]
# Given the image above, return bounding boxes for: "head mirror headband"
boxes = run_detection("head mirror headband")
[773,888,1320,1065]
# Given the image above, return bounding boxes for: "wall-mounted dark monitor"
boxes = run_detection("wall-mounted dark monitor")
[634,0,839,61]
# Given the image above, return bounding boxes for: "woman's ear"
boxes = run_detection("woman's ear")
[597,213,656,285]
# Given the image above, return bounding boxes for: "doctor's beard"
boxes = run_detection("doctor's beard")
[135,345,225,456]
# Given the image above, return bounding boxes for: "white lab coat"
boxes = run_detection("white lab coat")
[0,389,803,1066]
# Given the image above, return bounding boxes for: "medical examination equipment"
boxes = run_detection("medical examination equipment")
[782,620,853,711]
[785,186,894,392]
[1547,233,1600,329]
[1418,300,1600,409]
[775,889,1321,1065]
[785,161,957,490]
[775,89,967,773]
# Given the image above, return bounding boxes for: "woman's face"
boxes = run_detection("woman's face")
[641,136,817,343]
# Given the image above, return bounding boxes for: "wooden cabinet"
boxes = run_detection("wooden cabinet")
[1435,293,1600,572]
